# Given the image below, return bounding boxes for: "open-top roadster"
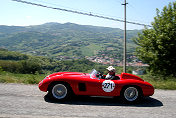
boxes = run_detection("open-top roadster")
[39,69,154,102]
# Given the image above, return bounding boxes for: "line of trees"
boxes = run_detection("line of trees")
[0,49,100,74]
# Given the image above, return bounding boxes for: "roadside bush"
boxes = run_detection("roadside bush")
[0,60,42,74]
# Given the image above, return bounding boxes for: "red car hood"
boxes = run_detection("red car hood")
[48,72,86,78]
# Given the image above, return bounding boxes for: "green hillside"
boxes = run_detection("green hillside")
[0,22,141,60]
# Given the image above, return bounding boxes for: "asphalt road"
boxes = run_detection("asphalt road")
[0,83,176,118]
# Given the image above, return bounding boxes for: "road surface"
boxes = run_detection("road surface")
[0,83,176,118]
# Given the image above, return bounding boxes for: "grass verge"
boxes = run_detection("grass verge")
[140,74,176,90]
[0,71,46,84]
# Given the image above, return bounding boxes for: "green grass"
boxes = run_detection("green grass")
[139,74,176,90]
[0,71,176,90]
[0,71,46,84]
[147,80,176,90]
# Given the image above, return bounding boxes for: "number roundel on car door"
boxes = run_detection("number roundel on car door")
[102,80,115,92]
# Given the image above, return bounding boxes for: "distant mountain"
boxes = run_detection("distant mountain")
[0,22,141,60]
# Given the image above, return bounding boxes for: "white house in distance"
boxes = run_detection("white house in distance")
[132,69,144,75]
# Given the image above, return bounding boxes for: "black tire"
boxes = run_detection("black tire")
[120,86,141,103]
[49,83,72,101]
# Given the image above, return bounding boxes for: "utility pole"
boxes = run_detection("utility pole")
[122,0,127,73]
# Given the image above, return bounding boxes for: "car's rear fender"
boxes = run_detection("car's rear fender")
[121,73,144,81]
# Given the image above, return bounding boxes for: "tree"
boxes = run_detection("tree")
[134,2,176,77]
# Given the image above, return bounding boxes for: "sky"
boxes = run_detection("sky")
[0,0,175,30]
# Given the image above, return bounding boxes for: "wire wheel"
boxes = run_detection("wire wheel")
[52,84,68,100]
[123,87,139,102]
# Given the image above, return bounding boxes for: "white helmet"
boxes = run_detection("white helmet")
[106,66,115,72]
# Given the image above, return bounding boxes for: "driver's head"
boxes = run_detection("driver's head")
[106,66,115,74]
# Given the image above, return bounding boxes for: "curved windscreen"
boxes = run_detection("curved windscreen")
[89,69,99,79]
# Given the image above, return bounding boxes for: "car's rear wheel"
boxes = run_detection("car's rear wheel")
[121,86,141,103]
[49,83,72,101]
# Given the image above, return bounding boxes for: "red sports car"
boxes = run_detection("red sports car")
[39,69,154,102]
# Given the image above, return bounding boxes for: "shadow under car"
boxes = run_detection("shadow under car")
[44,93,163,107]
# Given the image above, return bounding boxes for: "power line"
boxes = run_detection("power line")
[33,0,123,20]
[11,0,152,27]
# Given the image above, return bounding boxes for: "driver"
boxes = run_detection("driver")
[105,66,116,80]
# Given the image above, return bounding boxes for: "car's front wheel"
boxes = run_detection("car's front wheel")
[49,83,72,101]
[121,86,141,103]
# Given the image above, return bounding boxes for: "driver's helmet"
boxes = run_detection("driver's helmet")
[106,66,116,72]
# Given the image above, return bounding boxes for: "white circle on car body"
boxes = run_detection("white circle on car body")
[102,80,115,92]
